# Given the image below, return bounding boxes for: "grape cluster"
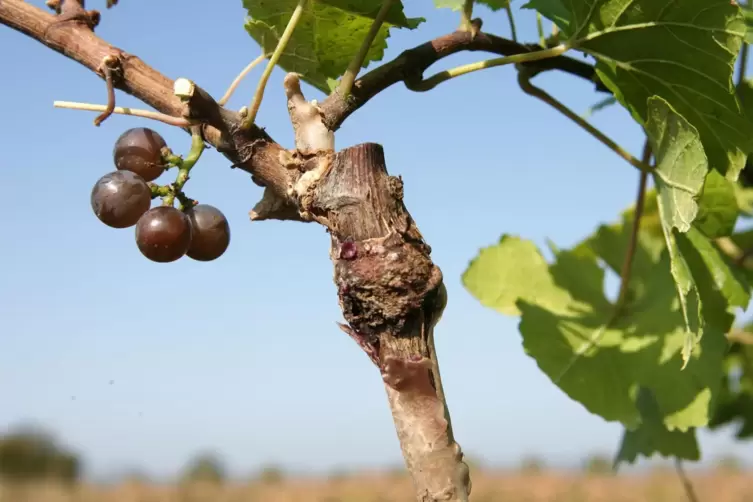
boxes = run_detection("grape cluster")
[90,127,231,263]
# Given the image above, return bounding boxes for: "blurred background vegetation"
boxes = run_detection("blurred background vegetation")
[0,423,750,502]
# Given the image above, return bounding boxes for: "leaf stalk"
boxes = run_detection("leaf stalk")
[517,70,652,173]
[615,141,651,312]
[337,0,395,98]
[242,0,308,129]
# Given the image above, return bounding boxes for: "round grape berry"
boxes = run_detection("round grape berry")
[91,171,152,228]
[113,127,168,182]
[185,204,231,261]
[135,206,192,263]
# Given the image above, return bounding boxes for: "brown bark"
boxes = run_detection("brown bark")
[310,144,471,501]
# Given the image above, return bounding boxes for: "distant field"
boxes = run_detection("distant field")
[1,471,751,502]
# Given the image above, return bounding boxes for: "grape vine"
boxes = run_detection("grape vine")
[2,0,753,501]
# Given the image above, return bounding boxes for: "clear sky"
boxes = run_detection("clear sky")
[1,0,751,481]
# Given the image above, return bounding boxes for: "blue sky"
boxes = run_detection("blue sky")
[0,0,751,481]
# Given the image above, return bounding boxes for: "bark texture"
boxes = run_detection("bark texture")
[310,144,471,502]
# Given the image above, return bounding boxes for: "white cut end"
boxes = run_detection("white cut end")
[174,78,195,100]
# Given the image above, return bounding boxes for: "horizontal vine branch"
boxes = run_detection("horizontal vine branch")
[320,27,604,130]
[1,0,604,177]
[0,0,292,203]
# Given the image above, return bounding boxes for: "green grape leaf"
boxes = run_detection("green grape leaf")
[524,0,753,180]
[647,96,708,235]
[463,231,727,430]
[615,388,700,465]
[695,170,739,239]
[647,96,750,363]
[647,96,707,363]
[676,227,750,313]
[461,235,570,316]
[243,0,424,93]
[433,0,510,11]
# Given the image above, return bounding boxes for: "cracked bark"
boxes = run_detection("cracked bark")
[309,144,470,501]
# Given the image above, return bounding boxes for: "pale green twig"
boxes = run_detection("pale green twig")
[53,101,192,127]
[338,0,394,98]
[615,140,651,312]
[242,0,308,129]
[219,53,268,106]
[461,0,474,32]
[536,12,546,46]
[407,44,570,92]
[163,128,205,208]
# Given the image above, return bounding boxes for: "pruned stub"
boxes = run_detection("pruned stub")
[333,232,438,343]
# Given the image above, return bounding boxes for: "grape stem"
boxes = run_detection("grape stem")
[162,128,205,208]
[505,5,517,43]
[241,0,308,130]
[615,140,651,313]
[536,12,546,47]
[337,0,395,98]
[460,0,474,32]
[517,69,652,173]
[53,101,193,127]
[675,459,700,502]
[219,52,268,106]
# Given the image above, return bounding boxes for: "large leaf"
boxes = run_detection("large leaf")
[648,96,707,362]
[647,96,749,363]
[243,0,423,93]
[615,388,700,465]
[524,0,753,180]
[462,231,727,431]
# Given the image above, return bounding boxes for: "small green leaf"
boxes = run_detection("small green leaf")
[461,235,569,316]
[525,0,753,180]
[615,388,700,465]
[695,170,739,239]
[243,0,424,93]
